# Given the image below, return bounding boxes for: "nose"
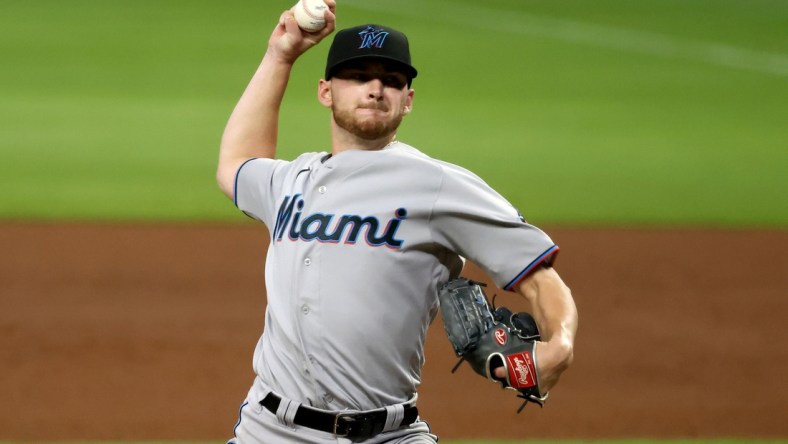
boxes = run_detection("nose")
[366,78,384,100]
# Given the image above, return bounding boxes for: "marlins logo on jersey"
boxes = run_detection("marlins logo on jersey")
[273,194,408,249]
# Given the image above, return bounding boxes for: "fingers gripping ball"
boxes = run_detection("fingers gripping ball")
[438,278,548,411]
[293,0,328,32]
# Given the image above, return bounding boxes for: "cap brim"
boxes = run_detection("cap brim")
[326,55,418,81]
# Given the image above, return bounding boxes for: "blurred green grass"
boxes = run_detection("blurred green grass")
[1,0,786,226]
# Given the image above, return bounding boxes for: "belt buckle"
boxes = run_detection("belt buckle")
[333,411,378,441]
[332,412,349,437]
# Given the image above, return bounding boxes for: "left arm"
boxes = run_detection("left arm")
[510,265,578,393]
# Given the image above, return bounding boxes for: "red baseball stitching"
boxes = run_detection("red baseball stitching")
[300,0,324,20]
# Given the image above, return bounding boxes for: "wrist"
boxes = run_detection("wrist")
[542,338,574,371]
[265,46,298,67]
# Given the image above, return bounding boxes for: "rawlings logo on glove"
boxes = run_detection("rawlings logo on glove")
[508,352,537,388]
[438,278,548,412]
[494,329,507,345]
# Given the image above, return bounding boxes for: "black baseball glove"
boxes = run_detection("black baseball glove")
[438,278,547,412]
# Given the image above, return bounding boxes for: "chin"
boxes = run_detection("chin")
[334,106,404,140]
[354,126,392,141]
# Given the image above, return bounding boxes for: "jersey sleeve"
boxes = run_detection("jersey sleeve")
[234,157,288,227]
[429,165,559,291]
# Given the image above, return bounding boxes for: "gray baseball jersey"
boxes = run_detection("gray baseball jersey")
[234,142,558,412]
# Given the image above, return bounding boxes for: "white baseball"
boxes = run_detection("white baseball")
[293,0,328,33]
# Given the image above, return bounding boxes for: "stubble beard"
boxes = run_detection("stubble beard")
[332,104,404,141]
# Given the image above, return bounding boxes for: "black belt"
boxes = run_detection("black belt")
[260,393,418,441]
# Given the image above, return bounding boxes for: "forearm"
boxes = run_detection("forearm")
[221,51,292,161]
[217,51,293,197]
[516,266,578,390]
[216,5,336,200]
[522,268,576,346]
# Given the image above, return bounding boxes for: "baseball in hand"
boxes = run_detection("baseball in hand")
[293,0,328,32]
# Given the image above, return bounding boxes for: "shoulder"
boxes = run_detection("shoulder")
[390,143,487,187]
[276,151,328,168]
[243,151,327,172]
[387,143,474,177]
[292,151,328,164]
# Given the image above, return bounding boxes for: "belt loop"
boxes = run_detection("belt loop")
[382,403,405,432]
[275,397,299,429]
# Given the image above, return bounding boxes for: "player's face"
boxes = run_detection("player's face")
[323,61,414,141]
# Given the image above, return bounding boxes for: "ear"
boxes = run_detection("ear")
[403,88,415,114]
[318,79,332,108]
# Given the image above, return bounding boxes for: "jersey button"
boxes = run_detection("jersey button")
[301,304,310,315]
[318,186,327,194]
[304,258,312,266]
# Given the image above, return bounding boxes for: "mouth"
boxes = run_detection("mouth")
[355,108,389,121]
[357,104,389,113]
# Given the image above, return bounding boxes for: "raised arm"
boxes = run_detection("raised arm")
[217,3,336,200]
[513,265,578,394]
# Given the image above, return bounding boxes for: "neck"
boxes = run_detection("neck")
[331,126,397,155]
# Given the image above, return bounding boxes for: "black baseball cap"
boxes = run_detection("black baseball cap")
[325,24,418,83]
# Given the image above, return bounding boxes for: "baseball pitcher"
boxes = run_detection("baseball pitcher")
[217,3,578,442]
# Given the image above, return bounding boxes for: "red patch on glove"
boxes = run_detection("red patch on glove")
[506,351,537,389]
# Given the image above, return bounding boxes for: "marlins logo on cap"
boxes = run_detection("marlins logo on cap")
[358,26,389,49]
[325,24,418,82]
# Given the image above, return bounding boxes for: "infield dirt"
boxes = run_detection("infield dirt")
[1,223,786,440]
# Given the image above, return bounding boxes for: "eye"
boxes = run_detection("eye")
[351,73,371,83]
[382,75,407,89]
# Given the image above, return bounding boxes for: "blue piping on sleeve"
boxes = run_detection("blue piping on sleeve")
[233,158,259,208]
[503,245,560,291]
